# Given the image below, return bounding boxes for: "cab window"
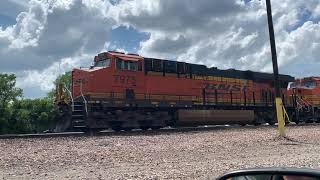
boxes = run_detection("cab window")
[94,58,110,68]
[303,81,316,88]
[288,82,297,89]
[116,58,142,71]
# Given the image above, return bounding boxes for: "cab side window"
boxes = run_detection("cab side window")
[116,58,142,71]
[116,59,122,69]
[129,61,138,71]
[94,58,111,68]
[124,61,129,69]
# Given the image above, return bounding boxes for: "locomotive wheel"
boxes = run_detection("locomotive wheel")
[306,119,314,123]
[140,126,149,131]
[76,127,89,133]
[151,126,161,130]
[253,122,261,126]
[123,127,133,131]
[268,122,275,125]
[111,126,122,132]
[86,128,100,135]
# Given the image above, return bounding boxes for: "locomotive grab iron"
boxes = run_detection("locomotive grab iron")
[54,51,320,132]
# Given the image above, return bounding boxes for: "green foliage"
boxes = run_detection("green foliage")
[0,73,23,134]
[0,107,10,134]
[0,73,59,134]
[6,98,57,134]
[47,71,72,101]
[58,71,72,91]
[0,74,22,110]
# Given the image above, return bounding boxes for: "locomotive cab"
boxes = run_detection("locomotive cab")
[72,51,144,101]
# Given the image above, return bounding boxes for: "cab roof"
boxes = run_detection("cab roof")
[94,51,143,62]
[108,51,143,61]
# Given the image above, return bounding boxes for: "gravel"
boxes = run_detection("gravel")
[1,125,320,180]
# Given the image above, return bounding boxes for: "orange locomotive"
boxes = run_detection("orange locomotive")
[55,51,316,132]
[288,77,320,106]
[287,77,320,122]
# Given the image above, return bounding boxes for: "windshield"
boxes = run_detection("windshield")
[94,59,110,68]
[289,81,316,89]
[303,81,316,88]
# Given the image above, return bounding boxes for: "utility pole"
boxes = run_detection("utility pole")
[266,0,286,137]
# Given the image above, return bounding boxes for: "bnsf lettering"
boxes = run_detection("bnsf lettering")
[205,84,217,89]
[230,84,241,91]
[218,84,231,91]
[205,83,248,91]
[114,75,137,85]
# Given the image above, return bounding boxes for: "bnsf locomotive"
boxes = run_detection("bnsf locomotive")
[55,51,319,132]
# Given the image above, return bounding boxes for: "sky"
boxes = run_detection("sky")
[0,0,320,98]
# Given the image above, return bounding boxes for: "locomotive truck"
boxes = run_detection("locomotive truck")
[54,51,319,132]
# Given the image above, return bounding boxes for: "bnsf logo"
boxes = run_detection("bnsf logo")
[205,83,248,91]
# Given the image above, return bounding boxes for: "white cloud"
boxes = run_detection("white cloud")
[16,53,93,93]
[0,0,117,97]
[275,21,320,75]
[111,0,320,76]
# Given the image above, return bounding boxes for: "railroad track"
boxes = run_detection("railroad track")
[0,123,319,139]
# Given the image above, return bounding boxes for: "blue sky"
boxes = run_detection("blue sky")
[0,14,16,28]
[1,0,320,98]
[108,26,150,53]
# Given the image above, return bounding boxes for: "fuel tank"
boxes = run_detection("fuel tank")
[177,109,255,126]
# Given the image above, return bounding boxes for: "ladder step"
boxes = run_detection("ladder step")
[73,126,87,128]
[72,114,84,117]
[72,109,83,112]
[73,104,83,107]
[73,120,85,123]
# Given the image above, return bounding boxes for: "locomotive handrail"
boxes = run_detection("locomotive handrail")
[80,80,88,116]
[299,96,312,107]
[296,96,313,112]
[84,90,296,109]
[81,94,88,116]
[63,83,74,112]
[296,101,303,110]
[301,98,313,107]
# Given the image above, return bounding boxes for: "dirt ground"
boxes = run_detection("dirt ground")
[1,125,320,180]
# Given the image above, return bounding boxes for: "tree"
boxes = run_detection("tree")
[0,74,23,110]
[0,73,63,134]
[0,74,22,134]
[47,71,72,101]
[6,98,57,134]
